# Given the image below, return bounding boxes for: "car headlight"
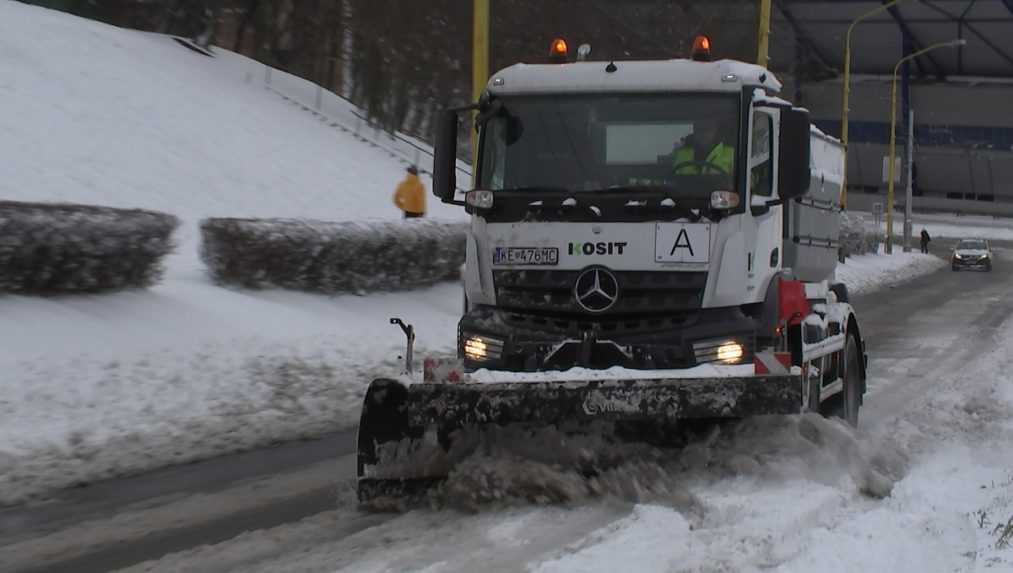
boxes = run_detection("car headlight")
[953,253,964,259]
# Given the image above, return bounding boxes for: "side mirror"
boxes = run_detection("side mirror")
[433,109,460,204]
[778,107,812,201]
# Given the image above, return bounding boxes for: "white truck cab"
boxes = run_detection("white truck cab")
[431,38,850,374]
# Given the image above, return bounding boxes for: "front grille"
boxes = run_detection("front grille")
[502,309,698,337]
[494,270,707,316]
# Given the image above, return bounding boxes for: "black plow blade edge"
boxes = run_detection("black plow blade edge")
[355,374,802,504]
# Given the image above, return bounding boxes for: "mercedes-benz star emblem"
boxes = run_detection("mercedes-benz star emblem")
[574,267,620,313]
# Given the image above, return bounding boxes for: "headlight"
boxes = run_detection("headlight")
[717,342,744,363]
[463,335,504,362]
[710,190,740,210]
[465,190,494,210]
[693,339,747,364]
[953,253,964,259]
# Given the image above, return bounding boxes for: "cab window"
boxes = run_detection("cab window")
[749,111,774,197]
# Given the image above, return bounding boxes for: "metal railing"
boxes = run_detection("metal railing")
[262,65,473,193]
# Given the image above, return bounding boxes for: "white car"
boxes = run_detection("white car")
[951,238,992,272]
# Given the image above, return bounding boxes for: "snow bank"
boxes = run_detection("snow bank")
[917,221,1013,242]
[0,283,461,505]
[835,247,946,295]
[0,200,178,293]
[852,211,1013,243]
[201,218,467,293]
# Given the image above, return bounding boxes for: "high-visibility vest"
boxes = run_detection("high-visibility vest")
[673,143,734,174]
[393,174,427,215]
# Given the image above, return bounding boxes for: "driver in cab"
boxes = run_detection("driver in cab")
[671,118,734,176]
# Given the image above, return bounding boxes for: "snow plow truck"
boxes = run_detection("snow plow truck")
[357,36,868,504]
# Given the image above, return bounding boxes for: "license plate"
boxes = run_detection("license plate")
[493,247,559,266]
[655,223,711,263]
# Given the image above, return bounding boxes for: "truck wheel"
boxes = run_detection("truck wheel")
[835,335,862,427]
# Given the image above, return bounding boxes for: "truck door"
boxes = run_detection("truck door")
[745,107,782,300]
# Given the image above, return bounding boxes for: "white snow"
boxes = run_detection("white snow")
[123,306,1013,573]
[835,246,946,295]
[0,2,950,506]
[489,59,782,95]
[0,1,465,504]
[856,210,1013,242]
[469,364,755,383]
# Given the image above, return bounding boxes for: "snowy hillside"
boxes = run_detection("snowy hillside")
[0,1,462,225]
[0,1,465,502]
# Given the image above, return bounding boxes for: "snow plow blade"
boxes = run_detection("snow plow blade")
[356,375,802,505]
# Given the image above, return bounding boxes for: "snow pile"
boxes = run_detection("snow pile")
[422,412,902,513]
[0,200,178,293]
[201,218,467,292]
[0,284,461,505]
[835,247,946,295]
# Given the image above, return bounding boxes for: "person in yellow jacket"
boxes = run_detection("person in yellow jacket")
[393,165,427,218]
[672,118,734,176]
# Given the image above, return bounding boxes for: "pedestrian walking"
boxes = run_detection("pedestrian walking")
[920,228,931,254]
[393,165,426,219]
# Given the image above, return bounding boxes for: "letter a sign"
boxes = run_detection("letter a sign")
[669,229,695,257]
[655,223,710,263]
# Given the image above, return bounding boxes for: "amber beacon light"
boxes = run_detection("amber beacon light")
[549,37,569,63]
[692,35,712,61]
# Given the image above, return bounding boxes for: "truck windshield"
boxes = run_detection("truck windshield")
[479,94,739,196]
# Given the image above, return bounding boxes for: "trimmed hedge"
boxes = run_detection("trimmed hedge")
[200,218,468,293]
[839,211,881,258]
[0,201,179,294]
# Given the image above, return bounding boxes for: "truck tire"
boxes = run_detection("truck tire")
[834,334,862,427]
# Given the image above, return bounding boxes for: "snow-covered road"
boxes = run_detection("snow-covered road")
[5,249,1011,573]
[103,259,1013,573]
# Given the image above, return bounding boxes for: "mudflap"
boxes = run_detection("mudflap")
[356,374,802,507]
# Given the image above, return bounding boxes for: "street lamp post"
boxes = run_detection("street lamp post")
[885,39,965,254]
[841,0,908,210]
